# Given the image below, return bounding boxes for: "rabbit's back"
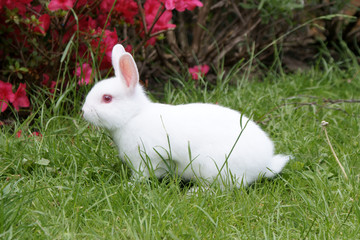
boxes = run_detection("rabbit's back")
[115,103,275,185]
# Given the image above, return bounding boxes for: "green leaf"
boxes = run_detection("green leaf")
[61,34,75,63]
[17,72,23,79]
[19,67,29,72]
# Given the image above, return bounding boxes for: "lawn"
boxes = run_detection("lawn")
[1,63,360,239]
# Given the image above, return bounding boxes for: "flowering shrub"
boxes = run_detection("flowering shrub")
[0,0,203,115]
[2,0,346,118]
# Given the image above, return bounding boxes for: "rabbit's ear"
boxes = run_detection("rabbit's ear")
[119,53,139,89]
[112,44,126,78]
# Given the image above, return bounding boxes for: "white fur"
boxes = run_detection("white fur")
[82,44,290,188]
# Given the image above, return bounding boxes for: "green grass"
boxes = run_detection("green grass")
[1,63,360,239]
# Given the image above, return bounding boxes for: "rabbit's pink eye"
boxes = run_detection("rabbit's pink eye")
[102,94,112,103]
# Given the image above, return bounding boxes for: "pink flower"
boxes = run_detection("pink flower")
[163,0,175,10]
[33,14,50,35]
[188,64,210,80]
[0,81,15,112]
[144,0,176,34]
[48,0,73,11]
[76,63,93,86]
[12,83,30,111]
[162,0,203,11]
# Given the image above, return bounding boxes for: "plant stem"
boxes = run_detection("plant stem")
[321,120,348,180]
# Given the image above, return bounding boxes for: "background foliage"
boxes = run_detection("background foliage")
[1,0,360,120]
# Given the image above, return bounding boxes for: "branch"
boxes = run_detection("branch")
[134,3,167,53]
[214,18,261,63]
[230,0,245,24]
[191,0,211,54]
[136,0,148,35]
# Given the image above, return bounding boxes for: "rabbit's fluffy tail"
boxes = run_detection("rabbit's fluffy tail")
[264,154,291,178]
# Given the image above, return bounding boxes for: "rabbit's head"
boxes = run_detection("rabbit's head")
[82,44,149,131]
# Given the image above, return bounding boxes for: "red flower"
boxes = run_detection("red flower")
[114,0,138,24]
[12,83,30,111]
[0,81,15,112]
[41,73,50,86]
[125,44,133,53]
[3,0,33,16]
[48,0,73,11]
[49,81,57,94]
[76,63,93,86]
[76,15,97,31]
[15,130,42,138]
[99,0,116,13]
[95,14,111,29]
[31,4,43,13]
[31,132,42,137]
[33,14,51,35]
[189,64,210,80]
[86,16,97,30]
[16,130,22,138]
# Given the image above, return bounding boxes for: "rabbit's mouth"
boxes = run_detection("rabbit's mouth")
[82,106,112,130]
[82,106,100,125]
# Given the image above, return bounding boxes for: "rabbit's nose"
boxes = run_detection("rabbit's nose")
[81,105,93,121]
[81,104,88,113]
[81,105,88,118]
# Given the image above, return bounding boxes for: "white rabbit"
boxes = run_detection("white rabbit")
[82,44,290,188]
